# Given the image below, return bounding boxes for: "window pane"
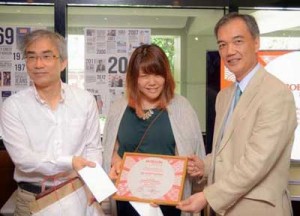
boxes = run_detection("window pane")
[0,5,54,28]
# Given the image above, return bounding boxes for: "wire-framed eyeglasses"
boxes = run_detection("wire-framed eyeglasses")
[25,54,60,64]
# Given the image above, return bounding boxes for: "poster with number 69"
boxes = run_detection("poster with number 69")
[0,26,43,118]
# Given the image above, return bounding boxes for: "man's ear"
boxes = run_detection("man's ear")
[254,37,260,52]
[60,59,68,72]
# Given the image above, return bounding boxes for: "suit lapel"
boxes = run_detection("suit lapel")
[213,85,234,151]
[216,67,266,154]
[209,85,234,184]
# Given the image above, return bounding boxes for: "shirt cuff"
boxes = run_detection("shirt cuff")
[57,156,73,171]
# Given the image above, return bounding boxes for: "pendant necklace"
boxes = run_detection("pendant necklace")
[141,109,154,120]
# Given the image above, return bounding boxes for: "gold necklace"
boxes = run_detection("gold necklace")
[141,109,154,120]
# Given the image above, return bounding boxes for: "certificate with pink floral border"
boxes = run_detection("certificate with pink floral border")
[113,152,187,205]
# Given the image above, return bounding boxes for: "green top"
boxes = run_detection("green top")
[117,106,175,157]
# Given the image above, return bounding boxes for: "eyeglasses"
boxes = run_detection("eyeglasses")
[25,54,60,64]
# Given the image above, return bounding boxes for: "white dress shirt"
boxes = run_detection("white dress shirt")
[0,83,103,185]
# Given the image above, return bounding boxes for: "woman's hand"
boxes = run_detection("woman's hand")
[109,154,123,180]
[187,155,204,177]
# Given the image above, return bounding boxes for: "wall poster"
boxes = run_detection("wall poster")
[0,27,33,110]
[84,28,151,119]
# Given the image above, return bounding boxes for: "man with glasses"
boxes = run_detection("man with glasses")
[0,29,103,215]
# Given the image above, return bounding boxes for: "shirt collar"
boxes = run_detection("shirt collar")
[236,63,260,92]
[33,81,66,105]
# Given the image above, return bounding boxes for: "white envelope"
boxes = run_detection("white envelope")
[129,201,163,216]
[78,162,117,203]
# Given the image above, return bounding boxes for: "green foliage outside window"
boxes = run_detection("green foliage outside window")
[151,37,175,73]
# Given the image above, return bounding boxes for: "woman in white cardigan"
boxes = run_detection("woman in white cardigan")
[102,44,205,216]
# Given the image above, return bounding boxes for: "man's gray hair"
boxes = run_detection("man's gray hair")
[214,12,260,39]
[21,29,67,61]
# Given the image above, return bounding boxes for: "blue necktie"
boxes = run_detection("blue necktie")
[233,85,242,109]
